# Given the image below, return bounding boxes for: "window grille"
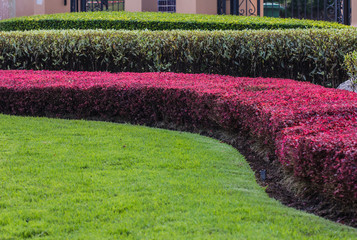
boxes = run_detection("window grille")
[158,0,176,13]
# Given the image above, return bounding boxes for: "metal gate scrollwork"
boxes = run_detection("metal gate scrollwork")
[262,0,351,25]
[71,0,125,12]
[240,0,257,16]
[218,0,260,16]
[70,0,350,26]
[218,0,350,25]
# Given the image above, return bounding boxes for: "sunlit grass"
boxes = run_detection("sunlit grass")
[0,114,356,239]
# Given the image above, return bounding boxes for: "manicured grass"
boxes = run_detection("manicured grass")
[0,114,356,239]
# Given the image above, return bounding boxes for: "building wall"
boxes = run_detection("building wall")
[125,0,157,12]
[0,0,16,19]
[352,0,357,27]
[45,0,70,15]
[195,0,216,15]
[126,0,142,12]
[0,0,9,19]
[176,0,196,14]
[12,0,69,18]
[0,0,354,26]
[16,0,35,17]
[142,0,157,12]
[34,0,45,15]
[125,0,262,16]
[225,0,230,14]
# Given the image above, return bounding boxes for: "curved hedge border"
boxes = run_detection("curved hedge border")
[1,29,357,87]
[0,11,350,31]
[0,70,356,206]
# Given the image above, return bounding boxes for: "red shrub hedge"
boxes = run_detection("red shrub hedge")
[276,114,357,200]
[0,70,356,203]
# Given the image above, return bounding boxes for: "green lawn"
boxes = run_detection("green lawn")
[0,114,356,239]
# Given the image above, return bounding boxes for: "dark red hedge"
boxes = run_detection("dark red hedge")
[0,70,356,202]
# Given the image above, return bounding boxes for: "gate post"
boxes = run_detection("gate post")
[70,0,77,12]
[217,0,226,14]
[343,0,351,25]
[81,0,87,12]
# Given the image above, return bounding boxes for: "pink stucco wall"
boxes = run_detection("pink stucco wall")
[16,0,35,17]
[176,0,196,14]
[0,0,10,20]
[352,0,357,27]
[125,0,262,16]
[34,0,45,15]
[0,0,9,20]
[196,0,216,15]
[0,0,70,19]
[126,0,142,12]
[14,0,69,18]
[142,0,157,12]
[0,0,354,25]
[45,0,70,15]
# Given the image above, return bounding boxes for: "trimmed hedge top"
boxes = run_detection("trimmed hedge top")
[0,11,351,31]
[1,28,356,87]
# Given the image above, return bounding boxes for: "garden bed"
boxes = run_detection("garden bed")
[0,70,356,225]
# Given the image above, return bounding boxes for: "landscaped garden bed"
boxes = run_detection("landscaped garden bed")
[0,70,356,216]
[1,9,356,234]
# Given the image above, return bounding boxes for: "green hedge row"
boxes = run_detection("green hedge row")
[1,29,356,87]
[0,11,350,31]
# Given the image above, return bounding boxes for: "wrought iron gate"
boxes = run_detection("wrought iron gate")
[217,0,351,25]
[71,0,124,12]
[218,0,261,16]
[263,0,351,24]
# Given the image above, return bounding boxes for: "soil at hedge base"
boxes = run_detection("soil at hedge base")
[151,121,357,228]
[212,132,357,228]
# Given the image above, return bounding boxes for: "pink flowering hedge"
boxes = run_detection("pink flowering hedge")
[0,70,356,203]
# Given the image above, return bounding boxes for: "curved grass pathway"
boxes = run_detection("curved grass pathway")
[0,114,356,239]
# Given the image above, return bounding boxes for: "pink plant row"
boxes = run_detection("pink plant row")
[0,70,356,203]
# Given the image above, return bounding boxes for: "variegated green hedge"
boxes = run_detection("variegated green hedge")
[0,11,350,31]
[1,28,356,87]
[344,51,357,78]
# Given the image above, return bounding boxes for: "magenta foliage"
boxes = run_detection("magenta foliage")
[0,70,356,202]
